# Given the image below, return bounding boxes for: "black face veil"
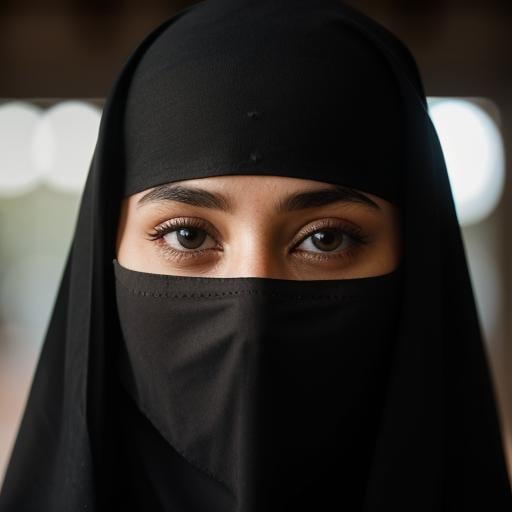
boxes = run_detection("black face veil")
[1,0,511,510]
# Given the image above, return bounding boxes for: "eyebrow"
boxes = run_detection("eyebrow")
[136,182,381,213]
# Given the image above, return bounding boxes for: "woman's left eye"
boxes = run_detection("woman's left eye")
[294,228,358,254]
[146,218,370,262]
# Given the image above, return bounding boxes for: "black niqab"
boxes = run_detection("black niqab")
[1,0,511,510]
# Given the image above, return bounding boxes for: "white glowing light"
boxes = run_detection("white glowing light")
[427,98,505,225]
[33,100,101,193]
[0,101,43,196]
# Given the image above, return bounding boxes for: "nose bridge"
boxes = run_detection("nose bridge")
[224,228,288,279]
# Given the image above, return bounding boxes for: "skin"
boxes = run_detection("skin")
[116,175,402,280]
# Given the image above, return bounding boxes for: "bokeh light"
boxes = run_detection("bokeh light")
[32,100,101,193]
[427,98,505,226]
[0,101,42,197]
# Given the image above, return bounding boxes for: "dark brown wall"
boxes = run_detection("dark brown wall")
[0,1,511,98]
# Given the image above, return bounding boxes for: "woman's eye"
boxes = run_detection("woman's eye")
[294,228,357,254]
[161,225,217,252]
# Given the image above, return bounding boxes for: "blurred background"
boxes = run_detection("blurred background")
[0,0,511,489]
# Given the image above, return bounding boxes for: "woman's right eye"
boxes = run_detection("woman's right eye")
[145,218,221,261]
[160,225,217,251]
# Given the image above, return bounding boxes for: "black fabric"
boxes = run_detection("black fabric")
[113,259,403,510]
[115,380,237,512]
[1,0,511,510]
[122,0,406,206]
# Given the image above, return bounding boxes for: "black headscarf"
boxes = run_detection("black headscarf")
[1,0,511,510]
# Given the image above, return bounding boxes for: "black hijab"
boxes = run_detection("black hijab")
[1,0,511,510]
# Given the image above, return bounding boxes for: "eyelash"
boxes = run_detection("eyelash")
[145,217,370,264]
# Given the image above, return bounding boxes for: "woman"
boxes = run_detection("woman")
[1,0,511,510]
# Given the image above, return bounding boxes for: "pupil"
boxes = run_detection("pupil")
[177,227,206,249]
[312,229,343,252]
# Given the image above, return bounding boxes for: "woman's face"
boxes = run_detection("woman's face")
[116,175,402,280]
